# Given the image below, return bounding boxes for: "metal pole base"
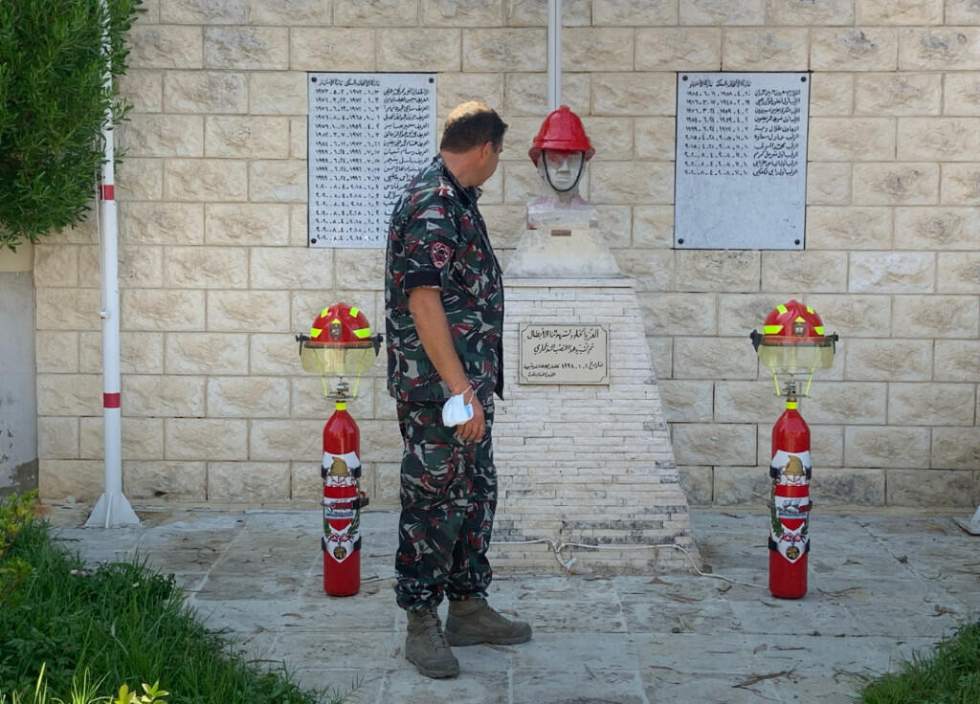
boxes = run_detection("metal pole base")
[954,506,980,536]
[84,492,140,528]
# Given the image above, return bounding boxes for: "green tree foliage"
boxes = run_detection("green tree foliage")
[0,0,140,250]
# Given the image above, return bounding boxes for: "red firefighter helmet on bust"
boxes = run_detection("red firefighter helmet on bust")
[528,105,595,165]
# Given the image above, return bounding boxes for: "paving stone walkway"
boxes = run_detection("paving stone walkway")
[50,506,979,704]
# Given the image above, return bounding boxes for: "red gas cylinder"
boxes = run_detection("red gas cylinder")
[768,401,812,599]
[321,402,366,597]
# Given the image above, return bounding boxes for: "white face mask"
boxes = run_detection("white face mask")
[441,392,474,427]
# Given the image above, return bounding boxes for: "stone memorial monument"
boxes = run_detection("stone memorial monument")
[490,107,699,573]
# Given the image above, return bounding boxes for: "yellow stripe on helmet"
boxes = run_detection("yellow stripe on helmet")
[309,327,322,338]
[321,307,330,317]
[776,304,788,314]
[806,306,814,314]
[763,324,783,334]
[349,307,360,318]
[815,326,825,335]
[353,327,372,339]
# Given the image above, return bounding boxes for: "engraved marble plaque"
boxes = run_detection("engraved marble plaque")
[519,324,609,385]
[675,72,810,250]
[308,72,437,248]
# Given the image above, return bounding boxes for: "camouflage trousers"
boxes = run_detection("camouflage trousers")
[394,399,497,611]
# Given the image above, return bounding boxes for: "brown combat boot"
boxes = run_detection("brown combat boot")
[405,607,460,679]
[445,598,533,646]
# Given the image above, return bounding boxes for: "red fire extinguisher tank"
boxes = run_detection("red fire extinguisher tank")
[321,403,364,597]
[768,402,812,599]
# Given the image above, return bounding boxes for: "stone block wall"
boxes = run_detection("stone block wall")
[35,0,979,508]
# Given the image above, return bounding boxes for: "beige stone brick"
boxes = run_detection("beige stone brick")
[811,28,898,71]
[894,207,980,250]
[677,466,712,505]
[464,28,545,71]
[36,288,101,331]
[672,423,756,466]
[947,0,980,24]
[129,26,203,69]
[122,289,206,331]
[899,28,980,71]
[80,417,164,460]
[506,0,591,26]
[931,427,980,470]
[292,289,378,331]
[844,338,932,381]
[354,419,403,463]
[723,29,809,71]
[118,70,163,113]
[437,73,504,116]
[289,205,308,247]
[161,0,248,23]
[290,461,321,503]
[714,381,782,423]
[812,468,885,505]
[36,332,79,374]
[886,469,975,506]
[808,117,895,162]
[208,376,290,418]
[681,0,764,24]
[79,332,165,375]
[380,29,463,71]
[374,383,398,420]
[767,0,855,25]
[251,419,322,460]
[613,249,673,291]
[421,0,501,25]
[675,250,760,293]
[941,164,980,205]
[46,213,97,245]
[717,293,794,336]
[335,248,386,289]
[504,72,589,116]
[117,245,164,289]
[333,0,417,25]
[890,383,975,425]
[935,340,980,382]
[117,159,164,201]
[37,374,102,416]
[120,202,203,245]
[711,465,770,505]
[673,337,759,380]
[579,117,633,161]
[124,460,206,500]
[634,117,674,160]
[164,159,248,202]
[898,117,980,161]
[808,73,853,116]
[248,72,307,115]
[163,246,247,289]
[806,207,891,250]
[208,462,290,502]
[292,376,372,419]
[591,161,673,205]
[594,205,631,248]
[39,460,104,501]
[165,333,249,375]
[166,419,247,461]
[38,417,79,459]
[205,116,290,159]
[250,334,298,374]
[854,73,941,116]
[634,28,720,72]
[647,335,672,379]
[807,162,851,205]
[762,251,848,293]
[593,0,676,24]
[135,0,160,22]
[638,293,716,336]
[205,27,289,70]
[844,426,929,467]
[245,0,328,23]
[249,161,307,203]
[592,72,675,116]
[657,380,714,423]
[944,73,980,115]
[893,294,979,338]
[806,381,887,424]
[285,116,302,160]
[124,375,205,417]
[501,159,541,203]
[205,204,289,246]
[757,423,844,467]
[481,205,525,248]
[561,28,633,72]
[633,206,673,248]
[34,245,78,288]
[163,71,247,113]
[849,252,934,293]
[856,0,943,24]
[853,163,939,205]
[938,252,980,293]
[208,291,291,332]
[118,114,203,157]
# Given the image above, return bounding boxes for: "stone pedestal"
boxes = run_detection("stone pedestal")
[490,278,699,574]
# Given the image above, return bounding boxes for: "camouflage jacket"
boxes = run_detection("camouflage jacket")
[385,156,504,404]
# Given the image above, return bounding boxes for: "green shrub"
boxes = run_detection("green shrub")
[0,0,140,250]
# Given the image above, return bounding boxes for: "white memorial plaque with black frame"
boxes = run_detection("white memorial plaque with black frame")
[308,72,437,248]
[675,72,810,250]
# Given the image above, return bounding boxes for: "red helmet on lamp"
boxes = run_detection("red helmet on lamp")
[528,105,595,165]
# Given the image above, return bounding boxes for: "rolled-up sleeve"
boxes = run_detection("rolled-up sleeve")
[402,194,458,293]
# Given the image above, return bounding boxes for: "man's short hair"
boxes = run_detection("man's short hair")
[440,101,508,153]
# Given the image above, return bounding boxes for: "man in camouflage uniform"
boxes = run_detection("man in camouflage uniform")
[385,101,532,679]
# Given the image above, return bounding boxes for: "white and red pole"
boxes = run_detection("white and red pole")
[85,1,138,528]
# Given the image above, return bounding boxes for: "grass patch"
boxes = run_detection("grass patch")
[860,622,980,704]
[0,494,344,704]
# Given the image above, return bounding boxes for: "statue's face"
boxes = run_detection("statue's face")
[539,150,585,193]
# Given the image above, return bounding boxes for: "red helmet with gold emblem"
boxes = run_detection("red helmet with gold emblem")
[752,300,837,376]
[307,303,373,348]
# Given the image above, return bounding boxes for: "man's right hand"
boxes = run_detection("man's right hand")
[456,393,485,444]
